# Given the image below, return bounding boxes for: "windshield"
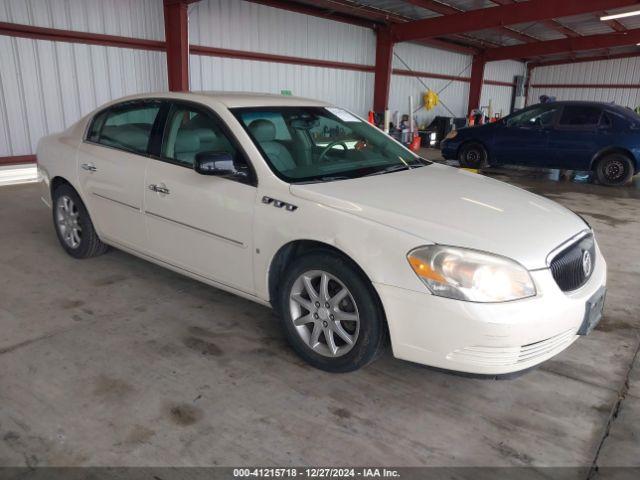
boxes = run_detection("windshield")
[231,106,429,183]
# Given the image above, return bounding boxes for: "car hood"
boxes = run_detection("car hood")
[289,164,587,270]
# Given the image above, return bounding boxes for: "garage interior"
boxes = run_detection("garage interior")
[1,0,639,475]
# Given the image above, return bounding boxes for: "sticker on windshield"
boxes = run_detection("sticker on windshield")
[325,107,362,123]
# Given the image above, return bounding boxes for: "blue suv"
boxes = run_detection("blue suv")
[441,101,640,186]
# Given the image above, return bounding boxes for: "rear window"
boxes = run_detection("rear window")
[88,101,161,155]
[558,106,602,126]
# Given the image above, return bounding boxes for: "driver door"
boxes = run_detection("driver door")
[493,105,559,166]
[143,101,257,294]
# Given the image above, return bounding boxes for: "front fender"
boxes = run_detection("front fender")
[253,193,431,302]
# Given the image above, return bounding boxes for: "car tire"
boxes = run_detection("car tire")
[277,251,387,372]
[594,153,634,186]
[458,142,488,169]
[52,183,109,259]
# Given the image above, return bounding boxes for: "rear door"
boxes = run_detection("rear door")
[492,105,559,165]
[77,100,162,250]
[143,101,257,293]
[548,105,603,170]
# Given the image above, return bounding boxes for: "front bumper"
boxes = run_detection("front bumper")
[439,139,459,160]
[374,244,607,375]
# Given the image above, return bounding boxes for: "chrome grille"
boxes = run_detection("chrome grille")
[549,233,596,292]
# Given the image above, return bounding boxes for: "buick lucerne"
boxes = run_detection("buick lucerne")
[37,92,607,374]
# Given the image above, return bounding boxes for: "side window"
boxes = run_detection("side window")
[558,106,602,127]
[93,102,160,154]
[506,106,558,128]
[161,105,238,168]
[87,110,108,142]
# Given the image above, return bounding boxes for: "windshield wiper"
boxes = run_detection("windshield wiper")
[295,175,353,184]
[363,164,412,177]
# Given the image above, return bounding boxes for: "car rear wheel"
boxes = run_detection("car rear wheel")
[594,153,634,186]
[278,251,387,372]
[52,184,109,259]
[458,142,488,169]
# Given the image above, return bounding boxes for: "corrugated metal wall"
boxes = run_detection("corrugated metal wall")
[189,0,374,64]
[528,57,640,109]
[188,0,375,116]
[389,45,524,125]
[0,0,167,157]
[390,42,470,125]
[0,0,164,40]
[0,0,525,158]
[482,60,525,117]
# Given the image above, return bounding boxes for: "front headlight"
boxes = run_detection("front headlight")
[407,245,536,302]
[445,130,458,140]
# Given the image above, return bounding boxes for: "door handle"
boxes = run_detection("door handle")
[148,184,170,195]
[81,163,97,172]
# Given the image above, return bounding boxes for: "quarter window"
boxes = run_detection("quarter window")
[91,102,160,154]
[558,106,602,126]
[161,105,239,168]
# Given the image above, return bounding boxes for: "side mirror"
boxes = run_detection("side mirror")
[194,152,241,177]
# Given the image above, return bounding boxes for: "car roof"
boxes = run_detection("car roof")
[108,91,331,109]
[532,100,629,111]
[524,100,639,121]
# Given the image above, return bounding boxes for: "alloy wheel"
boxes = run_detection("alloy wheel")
[289,270,360,358]
[56,195,82,249]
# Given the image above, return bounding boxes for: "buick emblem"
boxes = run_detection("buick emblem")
[582,250,592,277]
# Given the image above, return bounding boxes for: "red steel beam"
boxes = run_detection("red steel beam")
[164,0,194,92]
[190,44,375,72]
[467,54,486,116]
[243,0,378,28]
[531,50,640,67]
[485,28,640,61]
[489,0,580,38]
[404,0,539,43]
[373,27,394,112]
[0,21,165,51]
[531,82,640,88]
[0,155,36,166]
[391,0,639,42]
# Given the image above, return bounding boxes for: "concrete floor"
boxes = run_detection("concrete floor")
[1,160,639,472]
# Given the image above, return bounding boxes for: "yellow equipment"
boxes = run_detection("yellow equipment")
[423,89,439,111]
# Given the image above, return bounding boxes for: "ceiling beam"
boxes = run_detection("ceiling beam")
[485,28,640,61]
[598,10,629,32]
[489,0,580,37]
[245,0,480,54]
[531,50,640,67]
[243,0,379,28]
[391,0,639,42]
[404,0,540,43]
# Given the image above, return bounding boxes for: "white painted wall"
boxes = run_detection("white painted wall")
[188,0,375,116]
[0,0,164,40]
[482,60,525,118]
[389,46,524,125]
[0,0,525,158]
[389,42,471,126]
[0,36,167,157]
[0,0,167,157]
[528,57,640,109]
[189,0,375,64]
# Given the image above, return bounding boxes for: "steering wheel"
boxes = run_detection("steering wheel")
[318,141,349,162]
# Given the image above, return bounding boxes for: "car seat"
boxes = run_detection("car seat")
[248,119,296,171]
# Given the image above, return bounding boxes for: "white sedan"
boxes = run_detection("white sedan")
[37,92,607,374]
